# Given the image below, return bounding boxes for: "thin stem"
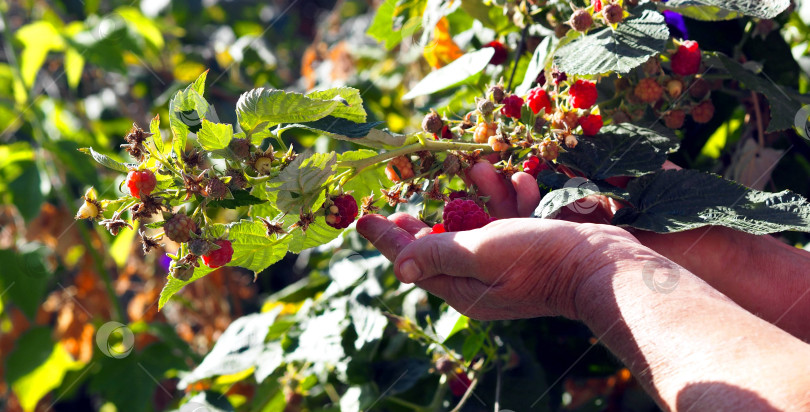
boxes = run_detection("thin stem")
[507,24,530,92]
[449,373,481,412]
[337,140,493,173]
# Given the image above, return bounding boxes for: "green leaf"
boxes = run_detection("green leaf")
[178,309,282,388]
[554,5,669,75]
[433,307,469,343]
[713,53,805,132]
[197,119,233,151]
[169,82,210,159]
[286,116,404,149]
[149,115,164,155]
[349,304,387,350]
[7,163,44,222]
[533,185,604,219]
[79,147,130,173]
[402,48,496,100]
[0,245,54,319]
[661,0,789,20]
[306,87,367,123]
[557,124,671,180]
[227,220,291,272]
[159,265,217,309]
[14,21,65,87]
[516,36,554,96]
[612,169,810,234]
[236,88,339,137]
[6,327,83,412]
[367,0,414,50]
[338,150,391,200]
[64,48,84,89]
[462,333,485,361]
[271,152,336,214]
[285,214,343,254]
[209,190,265,209]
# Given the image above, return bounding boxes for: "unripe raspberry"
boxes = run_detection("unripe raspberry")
[663,110,686,129]
[666,78,684,98]
[689,78,710,99]
[226,168,248,189]
[690,100,714,124]
[170,263,195,281]
[126,169,157,199]
[634,78,664,103]
[205,177,228,200]
[228,137,252,160]
[533,116,547,133]
[554,23,570,38]
[526,87,552,115]
[201,239,234,268]
[442,199,492,232]
[484,41,508,65]
[164,213,198,243]
[488,134,510,152]
[76,198,102,220]
[671,40,701,76]
[579,114,603,136]
[188,238,213,256]
[324,194,358,229]
[422,112,444,134]
[385,156,415,182]
[489,85,505,103]
[474,122,498,143]
[539,139,560,161]
[564,133,579,148]
[522,155,542,177]
[477,98,495,116]
[568,80,598,109]
[551,110,579,130]
[500,95,524,119]
[568,9,593,32]
[602,3,624,24]
[253,156,273,175]
[612,110,631,124]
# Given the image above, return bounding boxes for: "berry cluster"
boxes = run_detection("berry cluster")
[610,40,715,129]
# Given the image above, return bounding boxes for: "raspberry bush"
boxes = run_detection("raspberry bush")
[4,0,809,411]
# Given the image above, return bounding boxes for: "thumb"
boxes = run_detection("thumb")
[393,232,482,284]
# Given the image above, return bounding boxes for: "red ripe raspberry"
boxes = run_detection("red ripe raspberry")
[126,169,157,199]
[500,94,524,119]
[439,125,454,140]
[164,213,198,243]
[526,87,552,115]
[579,114,603,136]
[385,156,415,182]
[448,371,472,397]
[429,223,446,235]
[664,109,686,129]
[592,0,602,12]
[568,80,598,109]
[690,100,714,124]
[484,41,508,65]
[442,199,492,232]
[324,194,358,229]
[634,77,664,103]
[671,40,701,76]
[202,239,234,268]
[522,155,542,177]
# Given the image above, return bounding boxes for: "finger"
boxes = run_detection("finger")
[393,231,483,284]
[469,161,518,218]
[416,275,490,317]
[356,214,415,261]
[511,172,542,217]
[388,212,432,239]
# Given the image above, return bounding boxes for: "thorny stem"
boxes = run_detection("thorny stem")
[336,140,494,173]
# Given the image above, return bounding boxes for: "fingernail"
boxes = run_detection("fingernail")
[398,259,421,283]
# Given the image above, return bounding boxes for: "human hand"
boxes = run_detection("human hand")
[356,213,655,320]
